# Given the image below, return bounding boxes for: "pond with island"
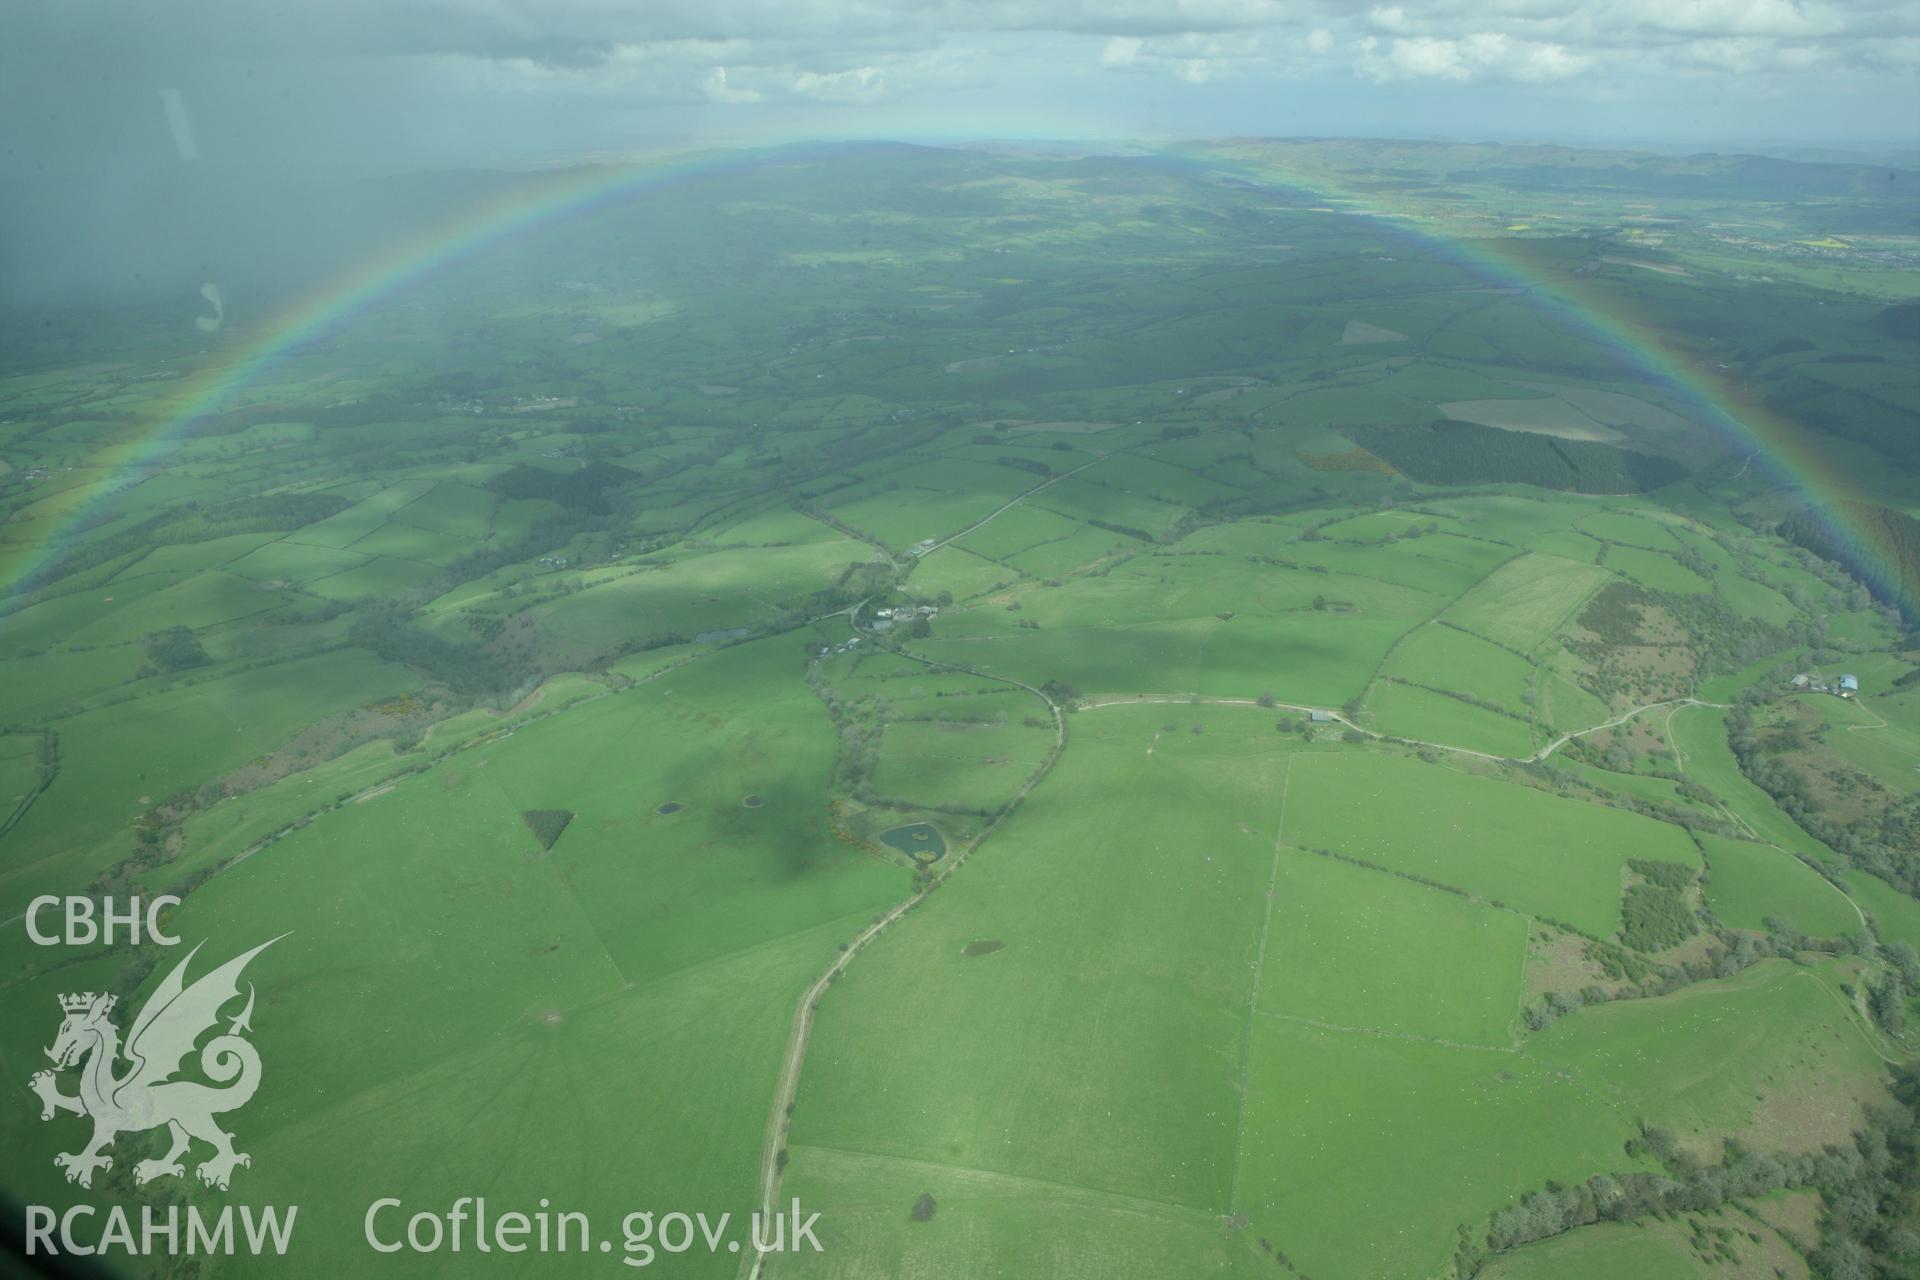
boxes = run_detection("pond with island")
[880,823,946,862]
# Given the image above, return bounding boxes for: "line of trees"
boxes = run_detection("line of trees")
[1458,1076,1920,1279]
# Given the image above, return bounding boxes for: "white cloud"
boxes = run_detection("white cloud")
[790,64,885,101]
[1359,30,1590,80]
[701,65,763,102]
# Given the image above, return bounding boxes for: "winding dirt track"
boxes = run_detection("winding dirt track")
[741,648,1065,1280]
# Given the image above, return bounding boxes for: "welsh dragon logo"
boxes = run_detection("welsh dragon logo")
[29,937,282,1191]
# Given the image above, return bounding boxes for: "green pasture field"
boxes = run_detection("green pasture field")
[702,503,850,546]
[1530,956,1888,1147]
[1790,690,1920,796]
[1575,509,1684,548]
[1605,544,1711,594]
[200,614,349,666]
[1264,845,1528,1045]
[778,1144,1262,1280]
[1699,833,1861,939]
[1238,957,1883,1280]
[861,684,1041,726]
[162,421,316,462]
[1002,525,1134,577]
[1317,509,1470,542]
[1379,622,1537,713]
[0,572,219,655]
[1236,1015,1632,1280]
[1743,547,1840,604]
[165,739,415,879]
[884,456,1061,504]
[1557,759,1710,816]
[1443,553,1613,654]
[112,530,282,579]
[227,538,373,583]
[387,480,496,538]
[1670,705,1844,865]
[0,734,44,816]
[1086,453,1246,506]
[1525,529,1605,563]
[60,570,294,644]
[921,611,1408,706]
[1478,1221,1732,1280]
[1275,536,1497,598]
[1669,531,1800,624]
[340,520,479,566]
[306,555,442,599]
[1384,532,1520,578]
[786,707,1289,1238]
[0,641,902,1275]
[1839,869,1920,952]
[1283,753,1700,937]
[1366,680,1536,757]
[0,648,422,903]
[825,489,1014,551]
[0,647,148,722]
[1025,475,1189,539]
[870,717,1054,812]
[1825,605,1904,648]
[290,479,438,548]
[1537,662,1612,734]
[1699,646,1809,702]
[506,541,864,651]
[1135,426,1257,470]
[1129,546,1443,620]
[950,502,1081,561]
[1427,493,1589,543]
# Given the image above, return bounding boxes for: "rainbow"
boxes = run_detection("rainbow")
[4,142,789,594]
[10,136,1913,617]
[1187,141,1915,616]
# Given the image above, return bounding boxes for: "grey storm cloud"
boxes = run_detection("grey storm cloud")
[13,0,1918,65]
[1,0,1910,312]
[0,0,1914,177]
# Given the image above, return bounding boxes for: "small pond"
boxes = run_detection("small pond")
[880,823,947,862]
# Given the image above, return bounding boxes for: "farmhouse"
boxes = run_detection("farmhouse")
[1788,672,1861,698]
[1310,709,1334,723]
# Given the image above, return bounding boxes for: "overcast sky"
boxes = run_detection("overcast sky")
[4,0,1917,184]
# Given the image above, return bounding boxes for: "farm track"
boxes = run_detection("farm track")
[741,637,1067,1280]
[1663,703,1872,936]
[1842,697,1920,762]
[1080,691,1729,767]
[1228,754,1293,1214]
[917,454,1106,557]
